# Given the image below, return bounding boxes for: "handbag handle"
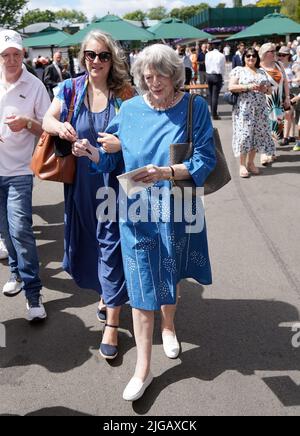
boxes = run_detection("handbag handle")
[66,79,76,124]
[187,93,197,145]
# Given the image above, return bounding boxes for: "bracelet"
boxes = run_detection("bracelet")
[169,166,175,183]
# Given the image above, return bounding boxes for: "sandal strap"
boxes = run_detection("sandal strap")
[105,323,119,329]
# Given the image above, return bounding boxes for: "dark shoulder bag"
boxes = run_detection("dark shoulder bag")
[223,91,238,106]
[170,94,231,195]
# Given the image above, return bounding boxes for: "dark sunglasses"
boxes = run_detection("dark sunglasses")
[245,54,257,59]
[84,50,112,63]
[278,53,289,57]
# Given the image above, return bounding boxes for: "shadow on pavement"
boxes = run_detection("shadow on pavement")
[133,281,300,414]
[258,166,300,176]
[1,201,136,374]
[1,407,92,416]
[32,202,68,294]
[0,291,133,374]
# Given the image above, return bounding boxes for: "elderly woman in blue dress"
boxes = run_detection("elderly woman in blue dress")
[43,30,132,359]
[73,44,216,401]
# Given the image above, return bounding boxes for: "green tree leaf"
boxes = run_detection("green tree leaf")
[55,9,87,24]
[281,0,300,22]
[123,10,147,21]
[0,0,28,27]
[147,6,168,20]
[256,0,281,7]
[170,4,209,21]
[19,9,56,28]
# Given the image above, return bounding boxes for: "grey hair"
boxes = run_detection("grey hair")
[259,43,276,61]
[131,44,185,92]
[79,30,130,92]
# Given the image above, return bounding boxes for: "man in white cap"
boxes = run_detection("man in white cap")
[0,30,50,321]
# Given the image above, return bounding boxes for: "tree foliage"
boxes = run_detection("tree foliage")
[0,0,28,27]
[170,4,209,21]
[123,10,147,21]
[19,8,88,29]
[55,9,87,24]
[19,9,56,28]
[147,7,168,20]
[281,0,300,22]
[256,0,281,7]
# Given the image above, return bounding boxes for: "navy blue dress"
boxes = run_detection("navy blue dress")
[62,100,127,307]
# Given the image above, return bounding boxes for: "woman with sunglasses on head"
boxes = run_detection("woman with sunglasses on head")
[259,43,290,165]
[229,47,274,178]
[43,31,133,359]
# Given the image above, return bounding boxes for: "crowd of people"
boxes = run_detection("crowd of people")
[0,27,299,402]
[229,40,300,176]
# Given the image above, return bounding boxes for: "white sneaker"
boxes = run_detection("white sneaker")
[123,372,153,402]
[26,297,47,322]
[2,275,24,297]
[162,332,180,359]
[0,239,8,260]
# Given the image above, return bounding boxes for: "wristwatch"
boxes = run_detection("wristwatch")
[26,119,33,130]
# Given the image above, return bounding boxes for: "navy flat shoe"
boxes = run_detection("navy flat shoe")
[96,308,107,323]
[99,323,119,360]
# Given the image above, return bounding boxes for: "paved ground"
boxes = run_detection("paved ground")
[0,100,300,417]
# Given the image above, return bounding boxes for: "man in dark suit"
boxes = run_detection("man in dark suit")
[43,51,63,100]
[232,42,245,69]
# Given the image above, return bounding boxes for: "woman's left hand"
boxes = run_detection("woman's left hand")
[133,165,165,184]
[72,138,100,163]
[97,133,121,153]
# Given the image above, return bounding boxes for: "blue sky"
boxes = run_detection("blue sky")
[27,0,252,20]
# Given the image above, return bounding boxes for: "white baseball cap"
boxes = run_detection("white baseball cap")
[0,30,23,54]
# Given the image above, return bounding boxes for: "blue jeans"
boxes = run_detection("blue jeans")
[0,175,42,302]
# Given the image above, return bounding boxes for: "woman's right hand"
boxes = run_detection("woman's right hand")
[250,83,262,92]
[72,138,100,164]
[58,122,77,143]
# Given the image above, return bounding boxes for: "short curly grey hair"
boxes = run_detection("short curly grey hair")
[131,44,185,92]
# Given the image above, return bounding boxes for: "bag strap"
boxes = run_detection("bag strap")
[66,79,76,124]
[187,93,197,145]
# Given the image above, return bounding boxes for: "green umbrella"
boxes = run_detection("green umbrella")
[226,13,300,41]
[148,17,211,40]
[23,29,70,48]
[60,15,154,46]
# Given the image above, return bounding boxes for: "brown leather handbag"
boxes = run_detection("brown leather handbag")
[31,80,76,184]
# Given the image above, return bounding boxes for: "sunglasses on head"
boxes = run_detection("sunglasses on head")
[84,50,112,63]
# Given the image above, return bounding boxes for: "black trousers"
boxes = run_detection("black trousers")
[206,74,223,117]
[185,68,192,86]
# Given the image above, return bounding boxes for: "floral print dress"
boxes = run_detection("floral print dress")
[230,67,275,157]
